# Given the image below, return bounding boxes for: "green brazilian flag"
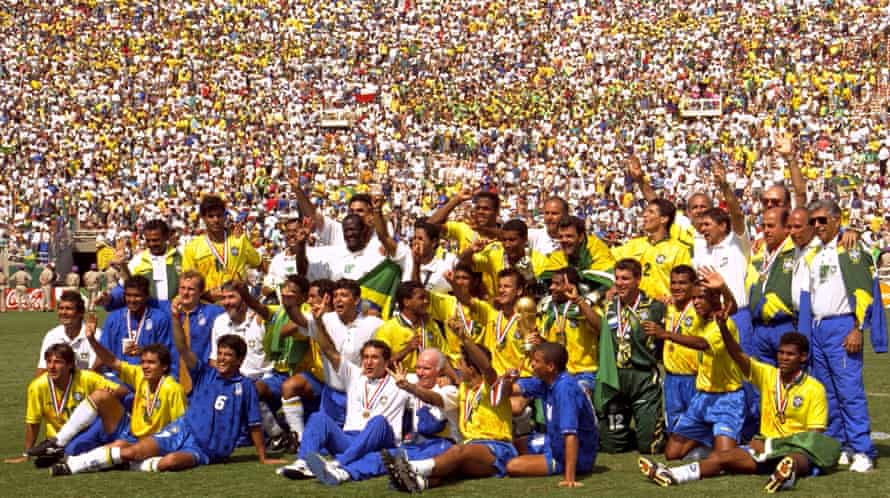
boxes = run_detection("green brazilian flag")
[358,259,402,320]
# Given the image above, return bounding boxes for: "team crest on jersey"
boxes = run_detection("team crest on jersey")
[198,315,207,326]
[73,392,83,402]
[145,319,153,331]
[656,254,665,264]
[684,316,693,327]
[234,383,243,396]
[720,257,728,267]
[231,247,239,256]
[175,265,182,273]
[639,310,649,320]
[379,396,388,405]
[248,339,256,349]
[792,395,803,408]
[782,258,794,273]
[80,352,89,360]
[849,249,861,262]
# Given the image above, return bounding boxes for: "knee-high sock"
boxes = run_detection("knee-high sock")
[282,396,305,440]
[67,447,122,474]
[55,400,98,446]
[260,401,283,438]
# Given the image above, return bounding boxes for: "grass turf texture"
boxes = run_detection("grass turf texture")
[1,312,889,497]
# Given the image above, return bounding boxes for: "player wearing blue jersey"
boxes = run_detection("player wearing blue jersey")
[51,307,284,475]
[508,342,599,488]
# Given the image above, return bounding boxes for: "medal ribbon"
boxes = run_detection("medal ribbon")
[455,303,474,337]
[48,373,73,419]
[399,313,428,351]
[759,237,787,290]
[463,383,485,424]
[495,311,519,347]
[145,376,166,418]
[670,301,693,336]
[617,294,641,340]
[205,232,228,271]
[127,309,147,342]
[363,375,390,412]
[775,369,806,422]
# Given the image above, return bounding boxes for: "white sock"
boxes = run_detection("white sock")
[68,447,121,474]
[55,400,98,446]
[260,402,283,438]
[282,396,304,440]
[411,458,435,477]
[670,462,702,483]
[129,456,162,472]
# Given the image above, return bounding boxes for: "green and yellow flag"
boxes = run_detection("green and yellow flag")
[358,259,403,319]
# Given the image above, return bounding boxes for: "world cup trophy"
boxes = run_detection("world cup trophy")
[515,296,538,354]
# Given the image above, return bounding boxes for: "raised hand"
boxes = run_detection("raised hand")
[84,313,98,339]
[697,265,726,290]
[387,362,409,388]
[456,186,475,203]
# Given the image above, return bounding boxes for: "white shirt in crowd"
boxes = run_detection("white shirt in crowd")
[209,310,272,379]
[339,360,411,440]
[692,232,750,308]
[305,312,383,391]
[38,323,102,371]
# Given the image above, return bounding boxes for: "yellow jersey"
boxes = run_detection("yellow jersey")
[430,292,484,365]
[696,320,744,393]
[26,371,119,437]
[458,379,512,443]
[443,221,481,254]
[670,223,697,248]
[748,359,828,439]
[118,362,187,438]
[182,233,261,291]
[475,300,533,377]
[612,236,692,300]
[538,300,598,374]
[662,302,702,376]
[374,315,449,372]
[471,242,547,299]
[543,234,615,275]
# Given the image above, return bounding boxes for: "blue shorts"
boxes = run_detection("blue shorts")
[467,439,518,477]
[673,390,746,447]
[573,372,597,399]
[663,374,697,433]
[526,432,594,475]
[152,418,211,467]
[64,412,137,456]
[260,371,289,399]
[320,385,347,427]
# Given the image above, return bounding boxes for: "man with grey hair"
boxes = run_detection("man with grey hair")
[796,199,887,473]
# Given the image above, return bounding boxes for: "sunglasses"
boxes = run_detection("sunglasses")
[809,216,831,226]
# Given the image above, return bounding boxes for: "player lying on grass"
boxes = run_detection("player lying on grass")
[640,320,839,492]
[49,313,285,475]
[26,313,185,467]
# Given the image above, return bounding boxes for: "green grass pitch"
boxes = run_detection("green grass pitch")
[1,312,889,497]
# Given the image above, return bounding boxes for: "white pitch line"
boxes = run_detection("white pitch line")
[867,392,890,397]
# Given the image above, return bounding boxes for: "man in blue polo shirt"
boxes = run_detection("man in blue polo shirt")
[99,276,178,381]
[506,342,599,488]
[50,307,283,475]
